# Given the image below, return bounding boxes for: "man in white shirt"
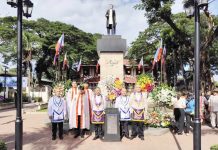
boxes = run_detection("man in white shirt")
[48,85,66,140]
[115,88,131,139]
[208,89,218,129]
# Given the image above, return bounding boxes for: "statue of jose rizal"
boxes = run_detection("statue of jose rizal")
[105,4,116,35]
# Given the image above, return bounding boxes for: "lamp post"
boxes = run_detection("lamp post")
[6,0,33,149]
[184,0,208,150]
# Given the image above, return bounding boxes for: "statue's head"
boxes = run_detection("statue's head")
[109,4,113,9]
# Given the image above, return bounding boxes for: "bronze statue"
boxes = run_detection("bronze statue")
[105,4,116,35]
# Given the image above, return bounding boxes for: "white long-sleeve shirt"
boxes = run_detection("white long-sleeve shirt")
[48,96,67,123]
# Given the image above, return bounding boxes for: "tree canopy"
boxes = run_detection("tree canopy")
[0,17,100,82]
[129,0,218,91]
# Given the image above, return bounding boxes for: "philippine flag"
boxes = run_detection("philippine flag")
[55,34,64,56]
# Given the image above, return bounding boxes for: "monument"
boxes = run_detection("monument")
[96,4,127,141]
[105,4,116,35]
[97,35,126,82]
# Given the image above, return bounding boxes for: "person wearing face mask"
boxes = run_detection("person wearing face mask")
[129,84,148,140]
[115,88,131,139]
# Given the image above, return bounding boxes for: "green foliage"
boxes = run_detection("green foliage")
[0,17,100,82]
[210,144,218,150]
[0,140,7,150]
[131,0,218,91]
[33,97,42,103]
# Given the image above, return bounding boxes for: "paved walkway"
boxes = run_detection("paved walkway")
[0,106,218,150]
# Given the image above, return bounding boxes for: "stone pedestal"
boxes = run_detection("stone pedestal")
[104,108,120,141]
[97,35,126,81]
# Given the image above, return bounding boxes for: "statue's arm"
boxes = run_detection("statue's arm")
[105,10,109,18]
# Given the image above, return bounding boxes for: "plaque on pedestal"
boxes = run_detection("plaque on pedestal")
[104,108,120,141]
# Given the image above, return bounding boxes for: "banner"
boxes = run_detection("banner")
[0,77,27,88]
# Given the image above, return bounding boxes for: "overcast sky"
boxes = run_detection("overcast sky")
[1,0,218,80]
[1,0,218,46]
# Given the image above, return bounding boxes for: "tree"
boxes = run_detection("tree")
[0,17,100,83]
[130,0,218,92]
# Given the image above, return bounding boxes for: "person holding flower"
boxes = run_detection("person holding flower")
[115,88,131,139]
[91,87,106,140]
[129,84,148,140]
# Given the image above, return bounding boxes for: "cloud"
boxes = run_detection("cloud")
[0,0,217,47]
[0,0,147,46]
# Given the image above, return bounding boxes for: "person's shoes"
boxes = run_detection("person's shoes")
[185,133,189,136]
[177,132,183,135]
[52,137,56,140]
[59,136,63,140]
[74,134,80,138]
[139,136,144,140]
[99,136,104,140]
[93,136,99,140]
[124,135,130,139]
[130,136,136,140]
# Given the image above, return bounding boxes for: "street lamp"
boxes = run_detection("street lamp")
[6,0,33,150]
[184,0,208,150]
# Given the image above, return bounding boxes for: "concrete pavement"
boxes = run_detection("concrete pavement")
[0,107,218,150]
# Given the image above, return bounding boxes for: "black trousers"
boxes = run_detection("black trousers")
[120,121,129,136]
[94,124,104,137]
[131,122,144,137]
[174,108,185,133]
[75,116,85,136]
[52,122,63,138]
[184,113,193,133]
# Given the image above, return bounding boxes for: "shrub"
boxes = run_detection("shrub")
[211,144,218,150]
[0,140,7,150]
[34,97,42,103]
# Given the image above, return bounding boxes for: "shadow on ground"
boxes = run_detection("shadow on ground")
[0,126,91,150]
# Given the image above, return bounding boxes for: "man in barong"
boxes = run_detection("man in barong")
[115,88,131,139]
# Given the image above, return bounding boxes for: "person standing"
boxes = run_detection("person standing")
[129,84,148,140]
[91,87,106,140]
[115,88,131,139]
[66,81,79,130]
[48,84,67,140]
[208,89,218,129]
[184,93,195,136]
[173,91,187,135]
[83,81,93,124]
[73,85,91,138]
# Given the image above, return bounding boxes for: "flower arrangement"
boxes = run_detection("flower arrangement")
[145,111,171,128]
[98,76,123,105]
[150,84,177,108]
[136,74,154,92]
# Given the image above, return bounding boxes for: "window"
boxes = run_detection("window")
[83,67,90,76]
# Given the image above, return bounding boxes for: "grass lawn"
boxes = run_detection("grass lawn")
[37,108,47,112]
